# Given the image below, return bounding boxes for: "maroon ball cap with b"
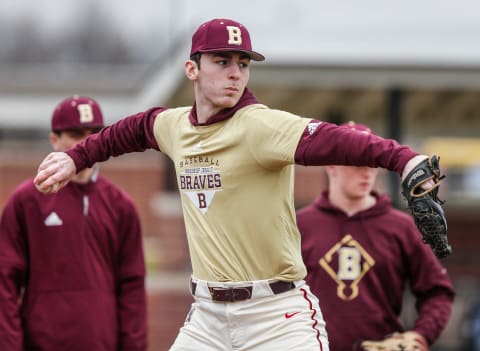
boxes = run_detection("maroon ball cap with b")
[190,18,265,61]
[51,95,104,132]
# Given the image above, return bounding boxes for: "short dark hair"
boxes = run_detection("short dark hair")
[54,127,102,138]
[190,53,202,68]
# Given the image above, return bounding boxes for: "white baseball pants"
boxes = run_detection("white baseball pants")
[169,278,329,351]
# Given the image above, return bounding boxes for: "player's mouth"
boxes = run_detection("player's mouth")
[359,181,371,189]
[225,86,239,93]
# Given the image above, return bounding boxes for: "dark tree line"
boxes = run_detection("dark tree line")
[0,4,161,65]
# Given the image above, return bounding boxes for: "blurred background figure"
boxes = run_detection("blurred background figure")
[296,122,455,351]
[0,96,147,351]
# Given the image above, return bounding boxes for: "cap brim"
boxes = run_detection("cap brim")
[198,48,265,61]
[53,125,104,133]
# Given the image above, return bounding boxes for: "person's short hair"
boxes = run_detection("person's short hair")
[190,52,202,67]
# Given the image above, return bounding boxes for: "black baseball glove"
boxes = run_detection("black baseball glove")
[401,155,452,258]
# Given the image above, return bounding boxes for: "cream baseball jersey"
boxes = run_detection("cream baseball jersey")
[154,104,310,282]
[63,94,418,285]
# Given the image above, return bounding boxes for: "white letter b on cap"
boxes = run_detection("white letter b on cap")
[226,26,242,45]
[78,104,94,123]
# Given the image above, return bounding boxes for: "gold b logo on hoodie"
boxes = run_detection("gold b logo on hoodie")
[319,234,375,300]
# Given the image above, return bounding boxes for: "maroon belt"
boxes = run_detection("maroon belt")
[190,280,296,302]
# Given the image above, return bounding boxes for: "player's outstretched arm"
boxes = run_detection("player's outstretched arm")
[33,152,76,193]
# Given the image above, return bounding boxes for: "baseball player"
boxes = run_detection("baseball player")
[0,96,147,351]
[297,122,454,351]
[33,19,440,350]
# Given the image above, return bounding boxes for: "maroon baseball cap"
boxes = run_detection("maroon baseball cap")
[51,95,104,132]
[190,18,265,61]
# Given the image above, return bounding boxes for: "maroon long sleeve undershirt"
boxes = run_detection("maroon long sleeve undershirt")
[66,107,163,172]
[294,121,418,175]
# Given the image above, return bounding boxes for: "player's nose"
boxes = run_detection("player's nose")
[228,61,242,78]
[227,63,242,78]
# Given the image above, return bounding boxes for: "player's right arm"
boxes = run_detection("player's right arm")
[34,107,164,193]
[0,191,28,351]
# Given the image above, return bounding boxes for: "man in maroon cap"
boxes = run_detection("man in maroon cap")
[33,19,445,350]
[0,96,147,351]
[297,122,454,351]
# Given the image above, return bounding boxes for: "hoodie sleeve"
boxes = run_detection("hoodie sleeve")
[0,191,28,351]
[115,195,147,351]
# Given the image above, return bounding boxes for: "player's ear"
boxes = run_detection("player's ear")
[325,165,336,177]
[49,132,61,151]
[185,60,199,80]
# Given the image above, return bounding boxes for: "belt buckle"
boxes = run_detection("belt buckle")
[209,286,252,302]
[232,287,252,301]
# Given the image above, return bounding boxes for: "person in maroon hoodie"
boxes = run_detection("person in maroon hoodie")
[0,96,147,351]
[297,122,454,351]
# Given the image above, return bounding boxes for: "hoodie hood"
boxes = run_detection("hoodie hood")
[189,87,259,126]
[314,190,392,219]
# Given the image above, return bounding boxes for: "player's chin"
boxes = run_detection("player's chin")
[358,183,373,192]
[353,188,371,199]
[218,94,241,108]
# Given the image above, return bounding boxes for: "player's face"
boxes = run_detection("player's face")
[50,128,98,152]
[189,51,250,112]
[330,165,378,200]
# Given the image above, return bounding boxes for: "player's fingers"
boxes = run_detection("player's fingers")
[34,171,61,193]
[422,179,435,189]
[360,341,382,351]
[34,154,60,185]
[389,332,403,339]
[402,332,429,351]
[34,152,76,193]
[37,153,59,171]
[34,168,62,193]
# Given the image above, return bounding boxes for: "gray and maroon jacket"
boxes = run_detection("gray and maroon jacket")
[297,191,454,351]
[0,175,147,351]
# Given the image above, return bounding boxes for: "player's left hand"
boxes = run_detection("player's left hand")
[402,155,434,189]
[401,154,451,258]
[34,152,76,193]
[360,331,429,351]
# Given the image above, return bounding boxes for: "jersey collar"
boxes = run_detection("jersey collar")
[189,88,259,126]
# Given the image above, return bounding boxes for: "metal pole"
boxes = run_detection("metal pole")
[386,87,403,208]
